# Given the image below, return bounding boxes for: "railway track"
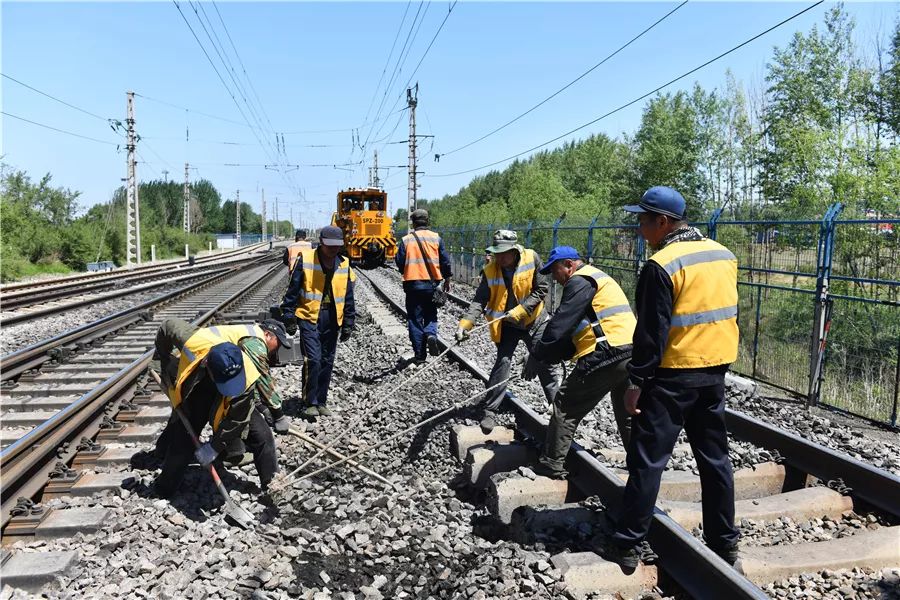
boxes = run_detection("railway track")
[359,268,900,599]
[0,253,285,563]
[0,243,269,326]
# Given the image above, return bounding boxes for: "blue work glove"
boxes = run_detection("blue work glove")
[282,314,298,336]
[339,327,353,343]
[194,442,218,467]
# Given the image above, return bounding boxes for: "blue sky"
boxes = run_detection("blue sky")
[2,1,897,227]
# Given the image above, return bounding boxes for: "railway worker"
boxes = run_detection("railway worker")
[593,186,740,572]
[283,229,313,271]
[395,208,452,363]
[523,246,636,479]
[455,230,558,433]
[151,317,293,498]
[280,225,356,418]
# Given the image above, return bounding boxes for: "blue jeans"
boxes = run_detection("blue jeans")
[404,288,438,359]
[298,305,339,406]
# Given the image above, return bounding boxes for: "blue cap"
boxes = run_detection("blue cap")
[539,246,581,274]
[623,186,686,220]
[206,343,247,397]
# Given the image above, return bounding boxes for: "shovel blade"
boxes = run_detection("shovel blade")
[223,499,255,530]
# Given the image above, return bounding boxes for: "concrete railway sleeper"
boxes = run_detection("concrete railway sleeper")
[362,267,900,599]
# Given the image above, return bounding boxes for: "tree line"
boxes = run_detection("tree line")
[0,168,292,281]
[408,7,899,228]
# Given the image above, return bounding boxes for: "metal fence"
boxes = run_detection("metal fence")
[403,205,899,426]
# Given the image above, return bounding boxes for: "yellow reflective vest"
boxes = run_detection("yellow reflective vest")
[401,229,442,282]
[570,265,637,361]
[471,247,544,344]
[649,238,739,368]
[287,241,313,271]
[169,325,262,431]
[293,249,355,327]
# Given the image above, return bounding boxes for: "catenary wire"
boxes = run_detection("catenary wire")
[429,0,824,178]
[437,0,688,158]
[2,111,119,146]
[1,74,111,122]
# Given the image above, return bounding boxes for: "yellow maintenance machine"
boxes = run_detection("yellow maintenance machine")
[332,187,398,268]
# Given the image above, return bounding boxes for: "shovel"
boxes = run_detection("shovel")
[149,369,255,530]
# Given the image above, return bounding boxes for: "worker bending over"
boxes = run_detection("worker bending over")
[456,229,558,433]
[527,246,636,479]
[281,225,356,418]
[151,318,292,498]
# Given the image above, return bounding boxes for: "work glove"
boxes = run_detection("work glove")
[455,326,470,343]
[505,305,528,324]
[282,314,298,336]
[521,354,542,382]
[339,327,353,343]
[273,415,291,434]
[194,442,218,467]
[442,280,451,293]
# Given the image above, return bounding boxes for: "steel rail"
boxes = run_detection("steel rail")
[0,241,269,293]
[1,263,255,327]
[359,271,767,599]
[725,410,900,518]
[0,256,261,310]
[0,259,282,530]
[0,266,234,382]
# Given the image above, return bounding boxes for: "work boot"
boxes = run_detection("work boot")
[531,461,567,480]
[303,405,320,418]
[710,542,741,568]
[316,405,332,417]
[224,452,255,467]
[591,534,640,574]
[479,412,497,434]
[426,335,440,357]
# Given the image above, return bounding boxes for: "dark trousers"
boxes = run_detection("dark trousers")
[484,325,559,413]
[153,398,277,495]
[610,376,739,551]
[404,288,438,359]
[539,359,630,474]
[298,305,339,406]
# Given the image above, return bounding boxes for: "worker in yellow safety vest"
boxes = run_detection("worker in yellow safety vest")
[593,186,741,572]
[150,317,292,498]
[524,245,637,480]
[283,229,313,271]
[455,229,559,433]
[280,225,356,419]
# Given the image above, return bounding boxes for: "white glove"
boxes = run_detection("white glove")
[195,442,218,466]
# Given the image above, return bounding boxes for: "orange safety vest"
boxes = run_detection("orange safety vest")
[401,229,443,282]
[287,240,313,271]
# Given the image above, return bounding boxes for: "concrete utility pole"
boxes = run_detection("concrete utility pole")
[407,85,418,232]
[274,197,279,238]
[235,190,242,248]
[261,188,267,239]
[183,162,191,234]
[125,91,142,266]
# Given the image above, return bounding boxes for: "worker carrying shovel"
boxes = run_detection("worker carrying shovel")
[150,318,292,500]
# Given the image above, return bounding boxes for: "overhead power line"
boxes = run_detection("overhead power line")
[430,0,824,179]
[2,73,111,122]
[361,1,414,131]
[2,111,119,146]
[436,0,687,159]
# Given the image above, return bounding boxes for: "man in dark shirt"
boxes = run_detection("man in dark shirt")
[593,186,741,572]
[529,246,636,478]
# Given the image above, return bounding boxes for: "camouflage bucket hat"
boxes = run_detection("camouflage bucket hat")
[485,230,519,254]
